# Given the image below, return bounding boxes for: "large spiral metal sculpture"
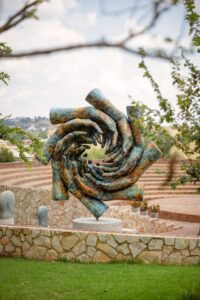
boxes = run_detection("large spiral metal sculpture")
[41,89,162,219]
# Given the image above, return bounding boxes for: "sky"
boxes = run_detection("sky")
[0,0,199,118]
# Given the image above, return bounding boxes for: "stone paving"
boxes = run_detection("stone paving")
[160,221,200,237]
[151,196,200,216]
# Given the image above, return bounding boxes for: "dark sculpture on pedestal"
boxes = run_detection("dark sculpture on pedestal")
[40,89,161,219]
[38,205,48,227]
[0,190,15,225]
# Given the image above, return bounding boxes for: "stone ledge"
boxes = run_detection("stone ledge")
[0,225,199,265]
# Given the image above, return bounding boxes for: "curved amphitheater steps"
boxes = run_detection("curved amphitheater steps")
[1,161,199,234]
[0,161,199,200]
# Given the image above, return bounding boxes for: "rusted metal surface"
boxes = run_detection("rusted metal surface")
[40,88,162,219]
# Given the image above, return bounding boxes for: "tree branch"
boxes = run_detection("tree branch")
[0,40,172,61]
[100,0,150,16]
[120,2,171,44]
[0,0,176,61]
[170,15,187,56]
[0,0,45,34]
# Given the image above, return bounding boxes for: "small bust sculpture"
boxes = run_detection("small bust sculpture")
[38,205,48,227]
[0,190,15,225]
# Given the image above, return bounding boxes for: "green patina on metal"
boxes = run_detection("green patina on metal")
[40,88,162,219]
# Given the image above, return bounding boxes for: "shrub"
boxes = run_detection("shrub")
[130,201,142,208]
[140,201,148,211]
[0,147,16,163]
[86,145,106,160]
[149,204,160,213]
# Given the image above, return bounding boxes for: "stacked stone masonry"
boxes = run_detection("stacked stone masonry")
[0,225,199,265]
[0,185,181,234]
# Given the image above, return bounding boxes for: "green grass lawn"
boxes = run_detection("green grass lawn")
[0,258,199,300]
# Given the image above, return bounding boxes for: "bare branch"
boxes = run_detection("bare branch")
[0,0,176,61]
[0,40,172,61]
[170,15,187,56]
[121,2,171,44]
[0,0,44,34]
[100,0,150,16]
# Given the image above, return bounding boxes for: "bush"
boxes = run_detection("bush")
[0,147,16,163]
[86,145,106,160]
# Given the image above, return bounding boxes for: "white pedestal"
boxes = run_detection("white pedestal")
[73,217,122,232]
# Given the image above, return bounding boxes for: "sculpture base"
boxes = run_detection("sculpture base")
[0,217,14,225]
[73,217,122,232]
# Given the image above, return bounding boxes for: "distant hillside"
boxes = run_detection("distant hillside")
[5,117,55,139]
[4,119,197,159]
[5,117,52,131]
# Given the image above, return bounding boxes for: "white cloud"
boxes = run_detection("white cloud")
[115,16,191,52]
[0,0,179,119]
[0,0,79,23]
[38,0,80,20]
[1,19,85,52]
[0,47,177,118]
[127,33,191,52]
[39,0,80,19]
[125,18,144,33]
[86,13,97,26]
[64,11,97,29]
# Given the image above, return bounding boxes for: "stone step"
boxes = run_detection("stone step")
[0,161,43,169]
[8,175,52,186]
[144,191,198,196]
[139,177,186,181]
[140,173,187,179]
[166,223,178,231]
[0,167,51,176]
[139,176,181,179]
[0,168,184,174]
[144,194,197,200]
[143,165,184,168]
[144,185,198,190]
[142,169,185,173]
[140,183,198,188]
[2,180,197,195]
[21,179,53,189]
[3,175,196,189]
[1,171,52,183]
[173,225,183,230]
[0,160,198,200]
[37,184,51,190]
[2,173,186,183]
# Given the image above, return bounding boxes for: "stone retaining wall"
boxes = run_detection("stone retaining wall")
[0,185,89,228]
[0,225,199,265]
[0,185,180,233]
